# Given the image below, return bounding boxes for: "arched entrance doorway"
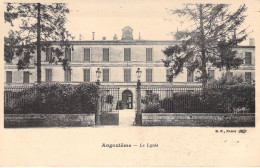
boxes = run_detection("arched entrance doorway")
[122,90,133,109]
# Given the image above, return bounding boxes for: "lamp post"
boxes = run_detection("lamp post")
[96,68,101,85]
[95,68,102,125]
[135,68,142,126]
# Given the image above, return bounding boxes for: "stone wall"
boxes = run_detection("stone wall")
[4,114,95,128]
[142,113,255,127]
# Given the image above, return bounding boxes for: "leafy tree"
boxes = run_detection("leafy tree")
[162,4,249,86]
[4,3,74,83]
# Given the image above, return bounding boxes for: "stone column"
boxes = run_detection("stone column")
[95,80,101,125]
[135,80,142,126]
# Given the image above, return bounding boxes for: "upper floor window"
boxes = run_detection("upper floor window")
[65,47,71,61]
[103,48,109,61]
[23,71,30,83]
[64,69,71,82]
[84,48,90,61]
[83,69,90,82]
[103,69,109,82]
[6,71,12,83]
[146,69,153,82]
[124,48,131,61]
[146,48,153,61]
[46,47,52,62]
[46,69,52,82]
[124,69,131,82]
[187,69,194,82]
[208,70,215,80]
[245,52,252,65]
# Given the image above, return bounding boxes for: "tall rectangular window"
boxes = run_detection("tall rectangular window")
[124,48,131,61]
[84,48,90,61]
[208,70,215,80]
[83,69,90,82]
[146,69,153,82]
[103,48,109,61]
[245,72,252,84]
[65,47,71,61]
[146,48,152,61]
[64,69,71,82]
[245,52,252,65]
[6,71,12,83]
[46,47,52,62]
[103,69,109,82]
[187,69,194,82]
[124,69,131,82]
[23,71,30,83]
[45,69,52,82]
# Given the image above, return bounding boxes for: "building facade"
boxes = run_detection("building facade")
[4,26,255,109]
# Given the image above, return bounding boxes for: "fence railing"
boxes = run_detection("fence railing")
[100,87,120,113]
[140,85,255,113]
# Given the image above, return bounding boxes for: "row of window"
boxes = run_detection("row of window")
[5,70,253,84]
[46,48,153,62]
[46,48,253,65]
[45,69,153,83]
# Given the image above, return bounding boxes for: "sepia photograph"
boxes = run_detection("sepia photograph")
[0,0,259,166]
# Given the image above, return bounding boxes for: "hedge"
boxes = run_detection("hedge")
[143,85,255,113]
[5,83,99,114]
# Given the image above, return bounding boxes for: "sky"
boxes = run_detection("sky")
[64,0,257,43]
[4,0,258,44]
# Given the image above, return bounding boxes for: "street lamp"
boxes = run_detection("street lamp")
[96,68,101,85]
[136,68,142,86]
[135,68,142,126]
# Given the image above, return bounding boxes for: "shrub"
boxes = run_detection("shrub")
[142,103,162,113]
[5,83,99,114]
[143,85,255,114]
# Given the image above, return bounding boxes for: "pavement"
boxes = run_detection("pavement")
[118,109,136,126]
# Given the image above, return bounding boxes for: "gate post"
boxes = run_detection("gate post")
[135,79,142,126]
[95,80,101,125]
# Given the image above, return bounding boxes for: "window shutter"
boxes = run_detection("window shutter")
[65,69,71,82]
[46,69,52,82]
[6,71,12,83]
[65,48,71,61]
[103,69,109,82]
[187,70,194,82]
[103,48,109,61]
[124,48,131,61]
[245,72,252,83]
[245,52,252,65]
[84,69,90,82]
[208,70,215,80]
[23,71,30,83]
[124,69,131,82]
[146,48,152,61]
[84,48,90,61]
[46,48,50,61]
[146,69,152,82]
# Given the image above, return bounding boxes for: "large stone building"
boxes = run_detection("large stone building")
[4,26,255,109]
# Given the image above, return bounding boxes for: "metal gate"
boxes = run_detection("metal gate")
[100,87,120,125]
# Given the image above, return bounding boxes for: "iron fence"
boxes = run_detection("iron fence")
[99,86,120,113]
[140,85,255,113]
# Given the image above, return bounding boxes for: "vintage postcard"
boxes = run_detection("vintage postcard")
[0,0,259,167]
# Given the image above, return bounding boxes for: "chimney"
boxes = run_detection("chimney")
[92,32,95,40]
[102,36,106,40]
[249,38,255,46]
[113,34,118,40]
[139,33,141,40]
